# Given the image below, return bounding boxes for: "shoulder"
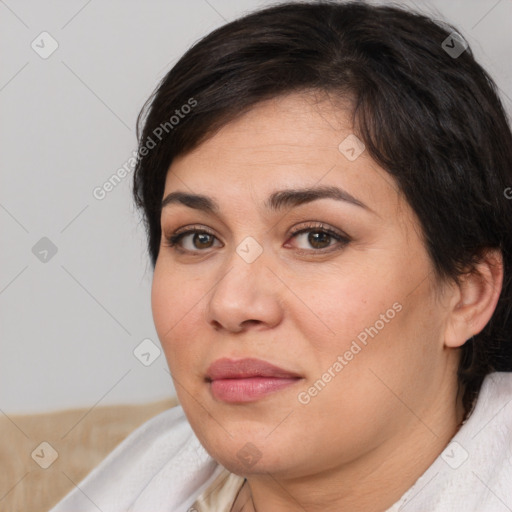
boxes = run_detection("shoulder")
[389,372,512,511]
[464,371,512,450]
[50,404,221,512]
[479,370,512,399]
[465,371,512,434]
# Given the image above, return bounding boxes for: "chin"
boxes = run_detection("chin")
[210,446,283,477]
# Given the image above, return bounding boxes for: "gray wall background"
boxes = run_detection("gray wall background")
[1,0,511,415]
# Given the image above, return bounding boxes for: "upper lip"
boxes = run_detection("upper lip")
[206,358,302,381]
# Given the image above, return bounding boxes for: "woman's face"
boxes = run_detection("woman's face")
[152,92,460,479]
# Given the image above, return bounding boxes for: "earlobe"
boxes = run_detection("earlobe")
[444,249,504,349]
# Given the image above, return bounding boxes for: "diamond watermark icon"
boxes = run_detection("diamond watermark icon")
[31,31,59,59]
[441,441,469,469]
[236,236,263,264]
[133,338,161,366]
[442,32,468,59]
[338,134,366,161]
[32,237,58,263]
[31,441,58,469]
[237,442,262,468]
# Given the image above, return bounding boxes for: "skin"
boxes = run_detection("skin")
[151,91,503,512]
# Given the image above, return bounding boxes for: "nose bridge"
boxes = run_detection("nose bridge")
[205,234,281,331]
[212,234,268,302]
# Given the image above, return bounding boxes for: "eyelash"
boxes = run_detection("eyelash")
[163,222,350,255]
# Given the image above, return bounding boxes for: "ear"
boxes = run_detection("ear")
[444,248,504,348]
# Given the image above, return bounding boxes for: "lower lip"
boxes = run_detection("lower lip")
[210,377,301,403]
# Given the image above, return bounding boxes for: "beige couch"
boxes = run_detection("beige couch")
[0,398,179,512]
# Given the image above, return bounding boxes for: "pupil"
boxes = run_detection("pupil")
[195,233,212,248]
[309,231,330,248]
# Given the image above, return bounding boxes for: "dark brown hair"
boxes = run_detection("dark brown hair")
[133,1,512,415]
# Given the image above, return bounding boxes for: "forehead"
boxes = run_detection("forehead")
[163,92,401,220]
[172,92,354,167]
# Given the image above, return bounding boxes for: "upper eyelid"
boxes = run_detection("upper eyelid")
[167,221,345,238]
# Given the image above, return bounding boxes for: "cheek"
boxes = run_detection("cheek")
[151,263,210,372]
[290,257,437,408]
[151,265,174,341]
[151,266,187,357]
[287,265,400,357]
[152,260,197,331]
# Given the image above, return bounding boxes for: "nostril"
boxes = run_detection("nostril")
[241,319,261,328]
[211,320,222,331]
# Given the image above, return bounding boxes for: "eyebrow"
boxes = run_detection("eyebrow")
[161,185,372,215]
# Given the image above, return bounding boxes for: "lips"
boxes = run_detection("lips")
[205,358,303,403]
[205,357,301,381]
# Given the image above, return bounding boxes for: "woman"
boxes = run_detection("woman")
[50,1,512,511]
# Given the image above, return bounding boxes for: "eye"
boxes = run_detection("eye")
[287,222,350,252]
[163,222,350,255]
[164,225,222,252]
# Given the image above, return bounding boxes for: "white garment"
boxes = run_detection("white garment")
[49,372,512,512]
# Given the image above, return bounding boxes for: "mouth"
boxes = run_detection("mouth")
[205,357,303,403]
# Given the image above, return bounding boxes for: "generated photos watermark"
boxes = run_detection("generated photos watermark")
[297,301,403,405]
[93,97,197,201]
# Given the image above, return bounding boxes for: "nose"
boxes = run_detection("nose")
[205,243,283,333]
